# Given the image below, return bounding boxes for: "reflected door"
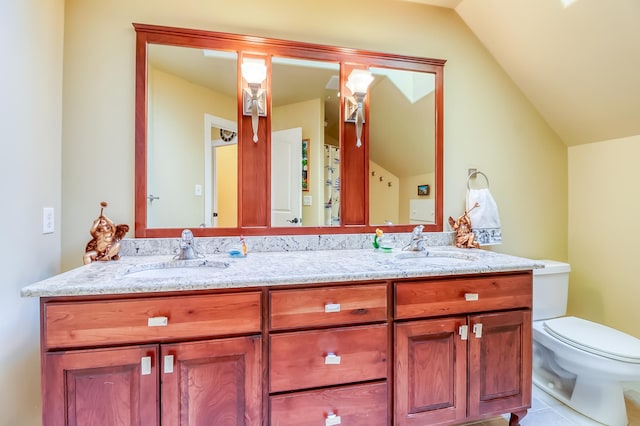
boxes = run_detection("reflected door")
[204,114,238,228]
[271,128,303,226]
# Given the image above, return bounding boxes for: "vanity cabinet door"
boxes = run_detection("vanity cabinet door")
[394,311,532,425]
[468,310,532,418]
[394,317,467,426]
[160,335,262,426]
[43,345,159,426]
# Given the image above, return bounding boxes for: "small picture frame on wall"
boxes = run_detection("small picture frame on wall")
[417,184,430,196]
[302,138,310,191]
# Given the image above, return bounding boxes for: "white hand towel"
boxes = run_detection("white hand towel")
[466,188,502,246]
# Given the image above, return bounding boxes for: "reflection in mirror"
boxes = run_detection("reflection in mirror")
[271,57,341,227]
[368,67,436,226]
[146,44,238,229]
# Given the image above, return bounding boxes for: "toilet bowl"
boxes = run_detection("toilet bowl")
[533,260,640,426]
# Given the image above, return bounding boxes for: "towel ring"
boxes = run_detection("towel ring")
[467,170,490,190]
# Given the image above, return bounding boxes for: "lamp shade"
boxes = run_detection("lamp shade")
[346,69,374,95]
[241,58,267,84]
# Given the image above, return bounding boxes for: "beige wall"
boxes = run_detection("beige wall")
[568,135,640,338]
[0,0,64,424]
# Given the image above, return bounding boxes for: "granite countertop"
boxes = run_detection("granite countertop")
[21,246,542,298]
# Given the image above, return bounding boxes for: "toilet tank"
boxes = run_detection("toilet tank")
[532,260,571,321]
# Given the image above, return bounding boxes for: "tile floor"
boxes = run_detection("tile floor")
[467,384,640,426]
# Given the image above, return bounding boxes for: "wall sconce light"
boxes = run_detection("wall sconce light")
[241,58,267,143]
[345,69,374,148]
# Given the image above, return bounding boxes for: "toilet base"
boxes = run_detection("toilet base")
[533,375,628,426]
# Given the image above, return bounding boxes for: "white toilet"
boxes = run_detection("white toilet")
[532,260,640,426]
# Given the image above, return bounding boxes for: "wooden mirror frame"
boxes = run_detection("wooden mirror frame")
[134,23,445,237]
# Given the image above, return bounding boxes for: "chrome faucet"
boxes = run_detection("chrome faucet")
[403,225,426,252]
[174,229,200,260]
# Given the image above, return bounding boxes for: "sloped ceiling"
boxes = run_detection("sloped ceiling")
[407,0,640,146]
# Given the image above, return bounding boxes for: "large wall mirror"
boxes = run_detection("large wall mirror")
[134,24,445,237]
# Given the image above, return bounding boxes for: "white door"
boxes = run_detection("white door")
[204,114,237,227]
[271,128,303,226]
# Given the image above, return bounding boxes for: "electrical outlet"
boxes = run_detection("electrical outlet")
[42,207,54,234]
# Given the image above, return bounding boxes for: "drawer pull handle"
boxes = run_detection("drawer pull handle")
[163,355,174,374]
[148,316,168,327]
[473,323,483,338]
[464,293,479,301]
[326,413,342,426]
[459,325,468,340]
[324,303,341,313]
[141,356,152,375]
[325,353,341,365]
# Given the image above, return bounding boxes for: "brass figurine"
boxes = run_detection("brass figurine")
[83,202,129,265]
[448,203,480,249]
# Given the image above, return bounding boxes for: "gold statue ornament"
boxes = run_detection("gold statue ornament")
[448,202,480,249]
[83,202,129,265]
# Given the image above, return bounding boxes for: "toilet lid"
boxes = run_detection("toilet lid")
[543,316,640,363]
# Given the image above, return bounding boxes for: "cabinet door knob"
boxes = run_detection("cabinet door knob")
[324,303,341,313]
[324,353,342,365]
[459,325,469,340]
[473,323,483,338]
[326,412,342,426]
[141,356,152,375]
[163,355,174,374]
[147,316,168,327]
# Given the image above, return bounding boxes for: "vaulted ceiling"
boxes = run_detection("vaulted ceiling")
[405,0,640,146]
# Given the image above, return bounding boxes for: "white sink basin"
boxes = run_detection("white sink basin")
[123,259,229,279]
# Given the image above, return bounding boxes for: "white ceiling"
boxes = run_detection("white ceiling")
[406,0,640,146]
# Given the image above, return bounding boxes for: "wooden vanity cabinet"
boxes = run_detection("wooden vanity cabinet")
[394,273,533,426]
[41,291,262,426]
[39,271,532,426]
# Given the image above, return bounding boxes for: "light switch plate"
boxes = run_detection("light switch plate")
[42,207,54,234]
[303,195,312,206]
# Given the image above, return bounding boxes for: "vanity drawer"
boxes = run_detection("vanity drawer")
[44,291,262,349]
[270,382,388,426]
[270,284,387,330]
[395,273,532,320]
[269,324,388,393]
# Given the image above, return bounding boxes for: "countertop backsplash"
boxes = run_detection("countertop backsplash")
[119,232,457,257]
